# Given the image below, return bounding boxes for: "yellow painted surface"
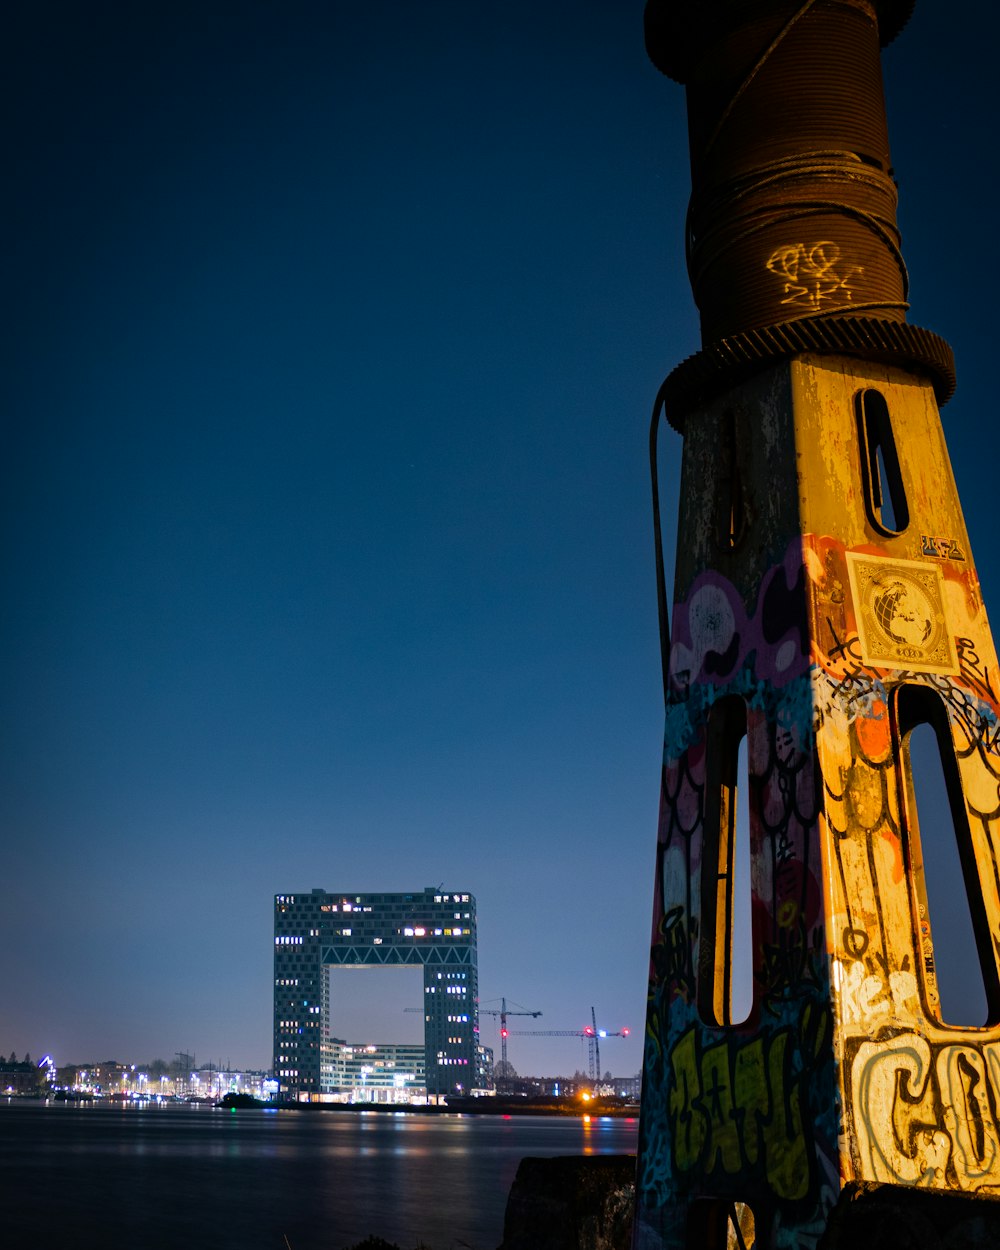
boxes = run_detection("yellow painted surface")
[637,353,1000,1250]
[792,356,1000,1192]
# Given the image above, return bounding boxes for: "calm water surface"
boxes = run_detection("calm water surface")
[0,1101,637,1249]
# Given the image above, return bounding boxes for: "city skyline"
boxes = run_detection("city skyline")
[4,4,999,1077]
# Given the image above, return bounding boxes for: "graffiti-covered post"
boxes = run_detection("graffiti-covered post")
[635,2,1000,1247]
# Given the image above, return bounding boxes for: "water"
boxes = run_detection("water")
[0,1101,637,1249]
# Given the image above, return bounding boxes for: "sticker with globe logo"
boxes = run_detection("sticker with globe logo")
[845,553,958,674]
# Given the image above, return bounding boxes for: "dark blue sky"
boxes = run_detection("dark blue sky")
[3,3,998,1076]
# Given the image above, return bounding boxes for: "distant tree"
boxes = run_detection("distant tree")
[24,1053,32,1066]
[146,1059,170,1079]
[8,1051,16,1065]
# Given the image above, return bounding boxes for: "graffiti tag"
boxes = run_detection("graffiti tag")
[667,1017,828,1201]
[833,957,918,1025]
[921,534,966,560]
[851,1033,1000,1190]
[766,241,860,311]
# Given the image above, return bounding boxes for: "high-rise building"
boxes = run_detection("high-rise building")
[273,887,478,1101]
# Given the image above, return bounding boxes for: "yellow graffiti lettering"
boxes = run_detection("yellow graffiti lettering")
[852,1033,1000,1190]
[668,1027,707,1172]
[762,1030,809,1201]
[765,241,861,310]
[939,1046,1000,1190]
[852,1034,943,1185]
[734,1037,768,1168]
[700,1041,742,1175]
[667,1025,811,1201]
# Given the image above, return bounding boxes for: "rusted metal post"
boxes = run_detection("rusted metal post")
[635,3,1000,1247]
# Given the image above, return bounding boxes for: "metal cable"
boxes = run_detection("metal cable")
[702,0,821,161]
[684,0,821,258]
[683,1,909,333]
[649,379,672,707]
[688,152,909,297]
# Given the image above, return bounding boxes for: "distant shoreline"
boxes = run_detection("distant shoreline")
[8,1092,641,1119]
[279,1096,640,1118]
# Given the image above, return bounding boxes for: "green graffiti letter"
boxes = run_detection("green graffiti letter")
[701,1040,743,1175]
[762,1030,809,1200]
[668,1027,708,1172]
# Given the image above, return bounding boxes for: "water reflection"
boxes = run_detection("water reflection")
[2,1103,637,1249]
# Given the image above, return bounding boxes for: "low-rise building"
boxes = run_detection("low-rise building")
[322,1040,426,1103]
[0,1058,42,1096]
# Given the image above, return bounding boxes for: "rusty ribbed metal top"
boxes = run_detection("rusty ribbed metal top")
[644,0,953,419]
[644,0,915,83]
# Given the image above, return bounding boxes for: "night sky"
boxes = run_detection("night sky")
[4,3,999,1078]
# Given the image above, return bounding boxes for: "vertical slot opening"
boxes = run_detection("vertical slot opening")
[699,697,753,1027]
[896,685,999,1026]
[687,1198,756,1249]
[651,396,680,706]
[716,409,747,551]
[855,389,909,535]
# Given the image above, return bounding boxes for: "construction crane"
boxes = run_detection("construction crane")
[479,997,541,1092]
[510,1006,630,1088]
